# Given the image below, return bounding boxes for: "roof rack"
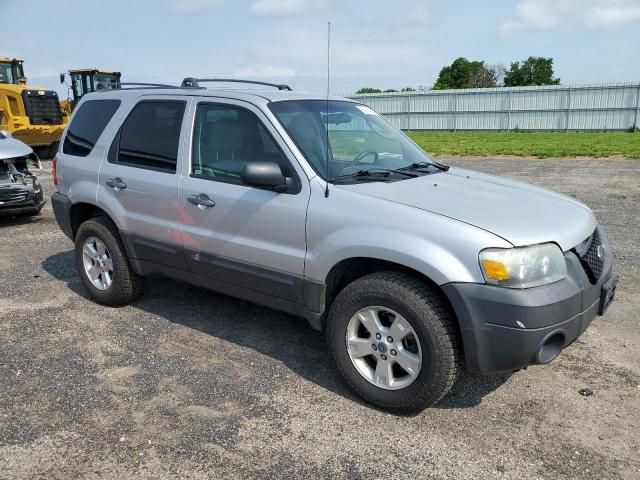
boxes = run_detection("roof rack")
[96,82,179,91]
[181,77,292,91]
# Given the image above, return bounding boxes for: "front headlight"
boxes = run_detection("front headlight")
[479,243,567,288]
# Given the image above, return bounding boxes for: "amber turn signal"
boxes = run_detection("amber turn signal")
[481,259,510,281]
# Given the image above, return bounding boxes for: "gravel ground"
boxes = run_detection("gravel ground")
[0,157,638,480]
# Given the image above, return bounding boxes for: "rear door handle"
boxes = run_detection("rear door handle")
[106,177,127,190]
[188,193,215,208]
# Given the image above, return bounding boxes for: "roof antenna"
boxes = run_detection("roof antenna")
[324,21,331,198]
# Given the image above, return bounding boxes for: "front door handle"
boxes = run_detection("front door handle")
[106,177,127,190]
[188,193,215,208]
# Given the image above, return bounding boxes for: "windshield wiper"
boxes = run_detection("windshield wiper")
[398,161,450,172]
[329,168,418,183]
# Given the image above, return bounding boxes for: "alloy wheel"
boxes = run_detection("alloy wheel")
[82,236,114,291]
[345,306,422,390]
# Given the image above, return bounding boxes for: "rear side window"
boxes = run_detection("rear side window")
[111,101,185,173]
[62,99,120,157]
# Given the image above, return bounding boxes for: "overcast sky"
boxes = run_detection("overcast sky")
[3,0,640,97]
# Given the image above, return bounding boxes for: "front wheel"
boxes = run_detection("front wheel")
[326,272,461,413]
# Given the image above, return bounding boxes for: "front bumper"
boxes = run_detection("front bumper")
[442,231,616,374]
[0,187,45,216]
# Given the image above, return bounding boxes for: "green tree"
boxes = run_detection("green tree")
[355,87,419,94]
[355,87,382,94]
[504,57,560,86]
[433,57,498,90]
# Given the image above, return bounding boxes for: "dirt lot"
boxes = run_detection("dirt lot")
[1,158,639,479]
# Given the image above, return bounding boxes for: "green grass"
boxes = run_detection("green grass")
[406,131,640,159]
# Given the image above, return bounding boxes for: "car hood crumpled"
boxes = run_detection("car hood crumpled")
[338,167,597,251]
[0,134,33,161]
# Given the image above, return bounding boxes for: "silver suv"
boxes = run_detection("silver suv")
[51,79,617,412]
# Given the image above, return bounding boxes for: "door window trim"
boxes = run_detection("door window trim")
[108,99,187,174]
[188,100,302,194]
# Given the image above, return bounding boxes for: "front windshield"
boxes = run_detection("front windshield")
[269,100,435,180]
[0,62,15,84]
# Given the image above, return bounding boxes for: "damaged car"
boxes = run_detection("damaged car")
[0,130,45,217]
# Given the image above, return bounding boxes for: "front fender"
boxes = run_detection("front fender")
[305,181,512,285]
[306,228,481,285]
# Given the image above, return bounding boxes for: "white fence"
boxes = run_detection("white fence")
[348,82,640,131]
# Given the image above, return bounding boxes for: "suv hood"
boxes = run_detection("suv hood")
[339,167,596,251]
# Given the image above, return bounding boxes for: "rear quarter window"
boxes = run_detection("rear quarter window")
[62,99,121,157]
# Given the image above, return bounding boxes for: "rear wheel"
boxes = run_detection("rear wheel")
[327,272,461,413]
[74,216,143,305]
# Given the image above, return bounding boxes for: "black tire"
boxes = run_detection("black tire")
[49,141,60,159]
[36,142,58,160]
[326,271,461,413]
[74,216,143,306]
[31,146,46,160]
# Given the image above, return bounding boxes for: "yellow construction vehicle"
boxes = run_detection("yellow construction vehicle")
[0,58,65,157]
[60,69,121,115]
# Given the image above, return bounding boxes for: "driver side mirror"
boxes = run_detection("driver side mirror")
[59,73,65,84]
[240,161,295,193]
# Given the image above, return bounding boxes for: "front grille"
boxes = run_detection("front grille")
[0,186,31,205]
[578,229,604,284]
[21,90,63,125]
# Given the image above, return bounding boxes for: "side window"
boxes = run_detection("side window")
[191,103,291,184]
[112,101,185,173]
[62,99,120,157]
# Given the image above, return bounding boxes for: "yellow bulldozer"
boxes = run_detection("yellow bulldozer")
[60,69,121,115]
[0,58,66,158]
